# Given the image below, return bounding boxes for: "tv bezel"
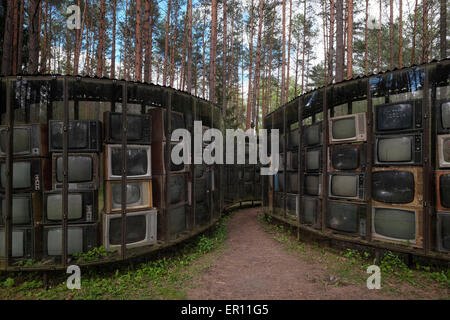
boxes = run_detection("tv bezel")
[374,99,423,134]
[103,210,157,250]
[0,124,48,158]
[152,173,190,208]
[437,134,450,168]
[304,147,322,173]
[436,211,450,253]
[329,143,367,171]
[48,120,102,153]
[151,141,189,175]
[435,99,450,134]
[374,133,423,166]
[371,206,422,247]
[52,153,100,190]
[286,193,299,219]
[372,167,423,207]
[105,180,153,214]
[436,171,450,211]
[328,172,365,201]
[105,144,152,180]
[0,193,41,227]
[286,150,298,171]
[287,172,299,194]
[0,158,51,192]
[304,174,322,197]
[103,111,152,145]
[43,224,98,257]
[301,196,321,228]
[0,227,33,259]
[326,200,366,236]
[329,113,367,144]
[147,108,185,142]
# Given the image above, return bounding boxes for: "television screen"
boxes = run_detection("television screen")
[439,174,450,208]
[377,137,412,163]
[46,194,83,221]
[0,128,30,155]
[438,213,450,251]
[439,135,450,165]
[373,208,415,241]
[289,151,298,170]
[111,183,143,209]
[372,171,414,203]
[56,156,93,183]
[110,113,146,142]
[244,168,254,182]
[47,227,83,256]
[169,206,186,236]
[195,178,206,202]
[304,123,321,146]
[1,162,31,189]
[194,164,205,178]
[168,175,186,205]
[0,229,25,257]
[274,192,283,209]
[109,215,147,245]
[301,197,318,225]
[332,145,359,170]
[288,173,298,193]
[330,174,358,198]
[306,150,320,171]
[1,195,31,225]
[289,129,299,149]
[111,147,149,177]
[50,121,89,150]
[195,201,210,225]
[332,118,356,140]
[327,202,359,233]
[304,175,320,196]
[441,102,450,129]
[376,103,413,132]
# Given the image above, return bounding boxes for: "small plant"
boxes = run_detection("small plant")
[73,246,114,263]
[3,277,15,288]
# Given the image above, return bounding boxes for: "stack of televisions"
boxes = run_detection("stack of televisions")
[102,111,157,251]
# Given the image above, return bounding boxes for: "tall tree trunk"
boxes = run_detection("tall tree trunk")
[170,1,179,87]
[389,0,394,69]
[201,10,207,98]
[346,0,353,79]
[163,0,171,85]
[286,0,293,98]
[111,0,117,78]
[252,0,264,129]
[440,0,447,59]
[280,0,286,105]
[28,0,40,75]
[209,0,218,102]
[364,0,368,74]
[411,0,418,65]
[74,0,87,75]
[377,0,381,72]
[144,0,152,83]
[179,10,188,90]
[186,0,193,93]
[222,0,227,116]
[328,0,335,83]
[294,34,300,96]
[335,0,344,82]
[266,4,275,113]
[398,0,403,68]
[40,0,48,73]
[97,0,106,77]
[246,0,255,129]
[423,0,428,63]
[301,0,307,92]
[135,0,143,81]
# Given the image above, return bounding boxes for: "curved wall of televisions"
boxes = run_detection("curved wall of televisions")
[0,76,261,271]
[263,58,450,262]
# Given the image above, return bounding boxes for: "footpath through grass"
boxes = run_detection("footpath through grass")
[0,215,231,300]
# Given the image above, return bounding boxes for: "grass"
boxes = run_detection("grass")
[0,214,231,300]
[258,213,450,299]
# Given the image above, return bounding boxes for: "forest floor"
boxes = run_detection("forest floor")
[0,207,449,300]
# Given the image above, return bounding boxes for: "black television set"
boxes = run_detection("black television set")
[106,180,153,213]
[194,164,206,179]
[151,141,188,175]
[372,206,420,246]
[168,205,188,238]
[48,120,102,153]
[0,227,33,258]
[287,172,298,193]
[435,100,450,134]
[327,201,365,234]
[375,100,422,133]
[43,190,97,224]
[303,122,322,147]
[0,159,51,192]
[372,170,415,204]
[103,112,152,144]
[241,183,253,199]
[195,201,210,226]
[436,211,450,253]
[0,124,48,158]
[305,148,322,172]
[168,174,188,206]
[286,193,299,219]
[304,174,321,196]
[244,167,254,182]
[374,134,422,166]
[279,134,285,153]
[43,224,97,256]
[274,192,284,211]
[437,171,450,210]
[52,153,99,190]
[147,108,185,142]
[288,128,299,149]
[278,153,285,172]
[328,172,365,200]
[275,172,284,192]
[103,210,157,250]
[330,144,366,171]
[106,145,152,179]
[287,151,298,171]
[195,178,207,203]
[0,193,40,226]
[301,196,320,227]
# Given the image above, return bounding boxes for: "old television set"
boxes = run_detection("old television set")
[436,211,450,253]
[152,174,189,208]
[105,145,151,180]
[0,159,51,192]
[330,144,366,171]
[301,196,320,227]
[194,164,206,179]
[105,180,153,213]
[103,112,152,144]
[43,190,97,224]
[437,134,450,168]
[372,206,422,247]
[43,224,97,256]
[195,201,210,226]
[373,168,422,206]
[0,227,33,258]
[436,171,450,211]
[304,174,321,196]
[103,210,157,250]
[374,134,422,166]
[195,178,208,203]
[436,100,450,134]
[286,193,299,219]
[52,153,99,190]
[147,108,185,142]
[328,172,365,200]
[151,141,188,175]
[327,200,366,235]
[329,113,367,144]
[287,172,298,193]
[167,205,188,238]
[375,100,422,134]
[288,128,299,150]
[0,124,48,157]
[274,172,284,192]
[48,120,102,153]
[303,122,322,147]
[0,193,41,226]
[305,148,322,172]
[274,192,284,214]
[243,167,254,182]
[278,153,285,172]
[287,151,298,171]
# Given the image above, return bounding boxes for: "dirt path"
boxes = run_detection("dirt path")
[187,207,445,300]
